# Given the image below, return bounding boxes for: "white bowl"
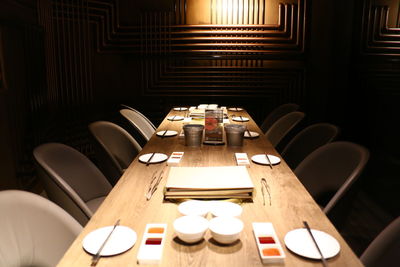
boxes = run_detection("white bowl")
[173,215,209,244]
[209,201,242,217]
[209,216,244,244]
[178,200,209,217]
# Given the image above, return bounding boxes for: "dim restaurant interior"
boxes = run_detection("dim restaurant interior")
[0,0,399,266]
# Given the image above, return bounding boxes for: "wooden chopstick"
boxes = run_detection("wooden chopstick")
[265,153,273,169]
[303,221,328,267]
[91,219,121,266]
[146,152,156,166]
[246,129,252,137]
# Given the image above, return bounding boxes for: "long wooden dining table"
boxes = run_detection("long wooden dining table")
[57,108,363,266]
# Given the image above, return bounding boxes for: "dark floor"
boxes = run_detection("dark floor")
[338,190,396,256]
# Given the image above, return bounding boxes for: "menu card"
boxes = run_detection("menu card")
[164,166,254,200]
[204,109,224,145]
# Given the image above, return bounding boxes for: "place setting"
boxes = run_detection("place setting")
[156,130,178,137]
[228,107,244,111]
[167,115,184,121]
[139,152,168,165]
[284,221,341,266]
[82,219,137,266]
[251,154,281,168]
[244,129,260,138]
[232,115,249,122]
[173,107,188,111]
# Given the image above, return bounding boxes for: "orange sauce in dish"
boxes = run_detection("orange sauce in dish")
[148,227,165,234]
[262,248,281,256]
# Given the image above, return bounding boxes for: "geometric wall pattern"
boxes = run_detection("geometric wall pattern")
[42,0,308,104]
[360,0,400,56]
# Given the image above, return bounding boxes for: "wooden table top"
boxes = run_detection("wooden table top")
[57,108,362,267]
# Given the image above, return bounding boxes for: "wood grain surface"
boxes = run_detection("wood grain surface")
[57,108,362,267]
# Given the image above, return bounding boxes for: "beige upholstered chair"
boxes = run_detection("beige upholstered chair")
[294,141,369,215]
[260,103,300,133]
[121,104,157,130]
[120,107,156,142]
[361,216,400,267]
[33,143,112,225]
[281,123,340,169]
[0,190,82,267]
[89,121,142,185]
[264,111,305,148]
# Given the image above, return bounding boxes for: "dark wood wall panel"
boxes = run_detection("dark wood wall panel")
[140,58,304,96]
[360,0,400,57]
[36,0,308,129]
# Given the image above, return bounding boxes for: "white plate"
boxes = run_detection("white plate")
[167,116,184,121]
[284,228,341,259]
[251,154,281,165]
[209,201,242,217]
[156,130,178,137]
[178,200,210,217]
[228,107,244,111]
[173,107,188,111]
[232,116,249,122]
[139,153,168,164]
[82,225,137,256]
[244,131,260,138]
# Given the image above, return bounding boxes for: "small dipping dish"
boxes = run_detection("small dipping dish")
[209,201,242,217]
[209,216,244,244]
[178,200,209,217]
[173,215,209,244]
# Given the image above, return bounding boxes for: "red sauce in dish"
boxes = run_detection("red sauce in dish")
[258,236,275,244]
[145,238,162,245]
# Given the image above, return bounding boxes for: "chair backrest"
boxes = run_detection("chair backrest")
[121,104,157,130]
[89,121,142,185]
[361,216,400,267]
[294,141,369,214]
[265,111,305,147]
[0,190,82,267]
[281,123,340,169]
[33,143,112,225]
[260,103,300,133]
[120,108,156,141]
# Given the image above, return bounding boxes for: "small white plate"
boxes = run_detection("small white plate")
[82,225,137,256]
[156,130,178,137]
[178,200,210,217]
[209,201,243,217]
[284,228,341,259]
[167,116,184,121]
[244,131,260,138]
[232,116,249,122]
[228,107,244,111]
[139,153,168,164]
[173,107,188,111]
[251,154,281,165]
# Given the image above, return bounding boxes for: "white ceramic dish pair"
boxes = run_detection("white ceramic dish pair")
[173,215,244,245]
[178,200,242,218]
